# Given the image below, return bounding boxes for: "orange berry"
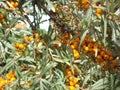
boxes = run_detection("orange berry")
[96,55,101,59]
[92,46,97,52]
[69,81,75,86]
[83,3,89,10]
[14,2,19,8]
[69,77,74,81]
[0,77,7,87]
[75,3,81,8]
[18,44,25,50]
[71,42,78,49]
[23,36,29,44]
[73,78,79,84]
[1,18,5,23]
[109,56,113,61]
[37,39,40,43]
[75,37,80,42]
[95,8,103,15]
[103,54,109,60]
[82,0,88,5]
[67,4,72,9]
[52,44,59,48]
[100,50,105,56]
[67,71,73,76]
[0,13,4,19]
[63,32,69,38]
[9,7,14,11]
[10,1,14,6]
[115,68,119,73]
[14,42,19,48]
[26,81,32,86]
[70,45,75,49]
[6,72,16,82]
[35,33,40,39]
[66,68,73,76]
[111,60,116,67]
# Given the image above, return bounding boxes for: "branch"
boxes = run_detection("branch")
[36,3,73,34]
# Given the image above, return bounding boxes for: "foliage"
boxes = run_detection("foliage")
[0,0,120,90]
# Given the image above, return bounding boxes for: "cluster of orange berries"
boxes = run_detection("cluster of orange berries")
[69,0,104,17]
[54,30,119,89]
[0,72,16,90]
[14,42,26,51]
[23,33,40,45]
[54,32,70,47]
[69,0,91,10]
[55,30,119,73]
[55,31,81,59]
[0,0,19,23]
[65,67,79,90]
[73,33,118,73]
[14,33,40,55]
[0,12,5,23]
[70,32,81,59]
[80,35,118,73]
[8,0,19,11]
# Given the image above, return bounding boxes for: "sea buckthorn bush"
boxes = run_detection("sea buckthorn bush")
[0,0,120,90]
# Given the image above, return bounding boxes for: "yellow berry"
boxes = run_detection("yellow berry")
[67,71,73,76]
[69,81,75,86]
[73,49,80,59]
[29,37,34,42]
[18,44,25,50]
[23,36,29,44]
[35,33,40,39]
[75,84,80,88]
[69,77,74,81]
[70,86,75,90]
[84,46,89,51]
[10,1,15,6]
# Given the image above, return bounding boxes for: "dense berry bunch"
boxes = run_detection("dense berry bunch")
[53,30,119,89]
[55,30,119,73]
[65,67,79,90]
[8,0,19,11]
[14,32,41,56]
[0,72,16,90]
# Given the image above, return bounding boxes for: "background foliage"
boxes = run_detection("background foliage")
[0,0,120,90]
